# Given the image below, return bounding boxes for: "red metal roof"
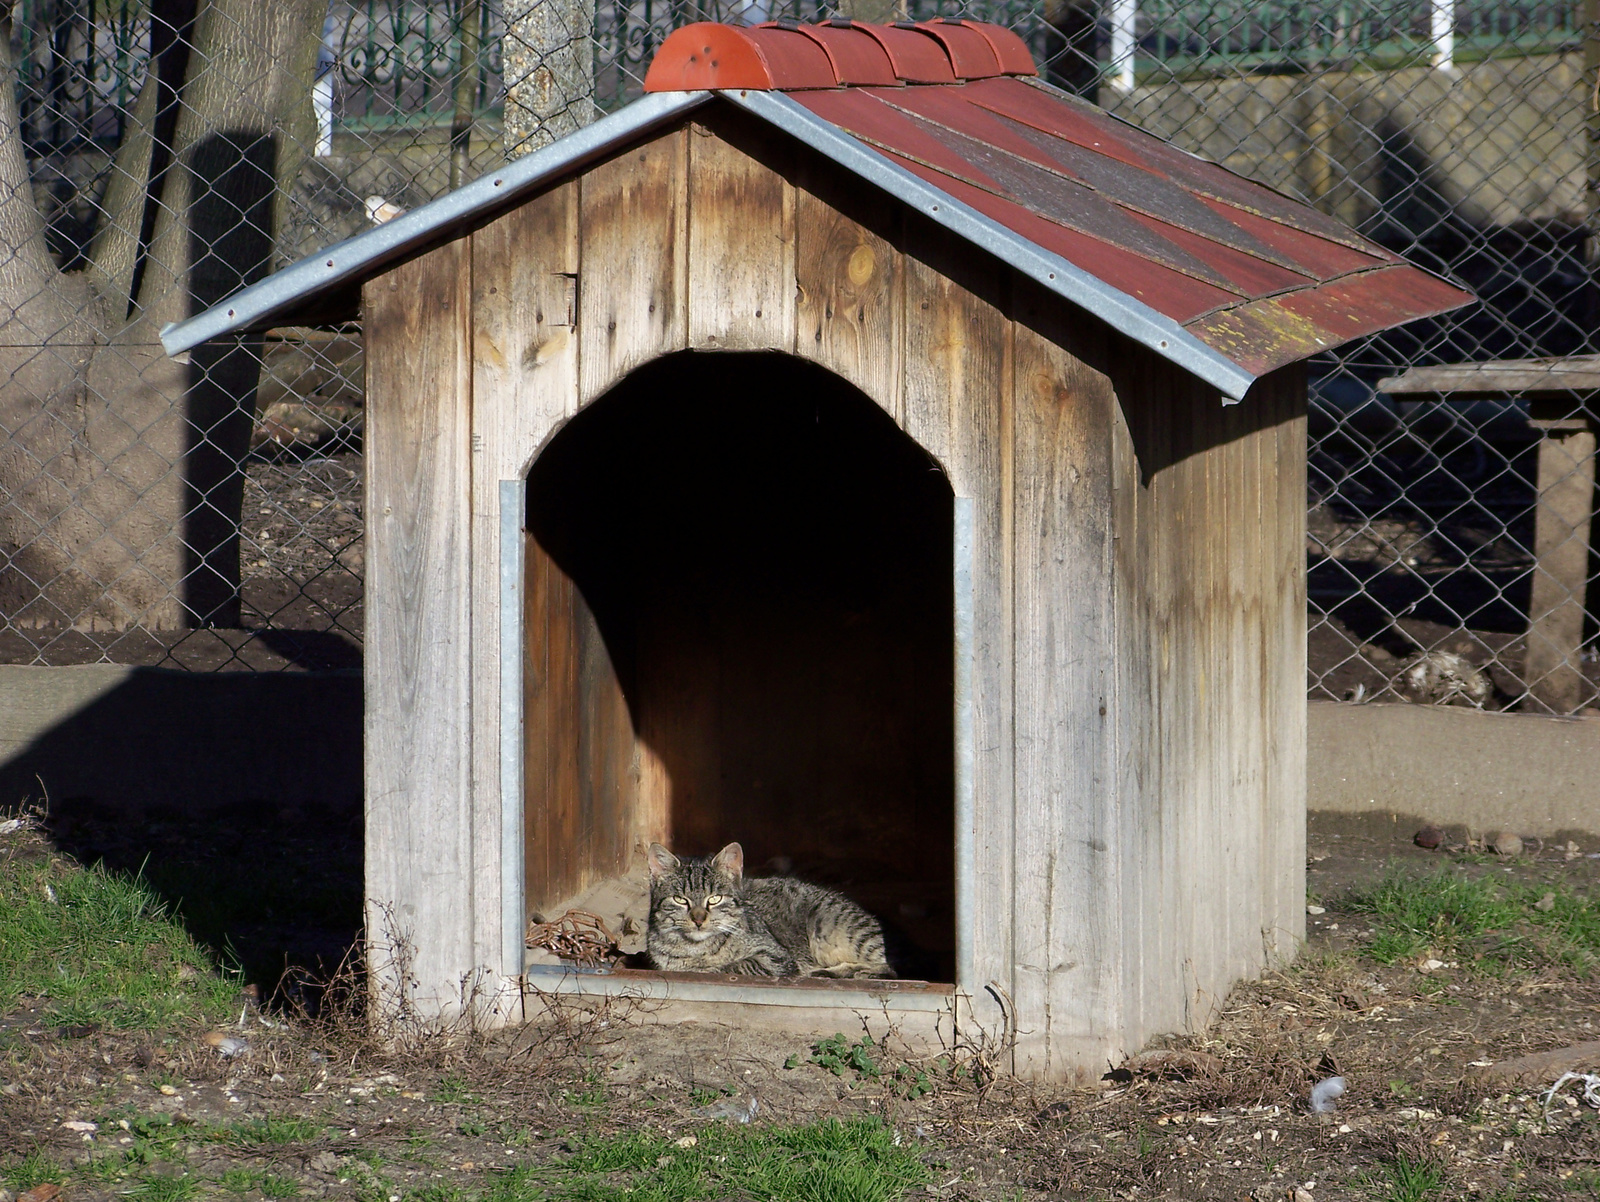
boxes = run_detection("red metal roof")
[646,21,1472,380]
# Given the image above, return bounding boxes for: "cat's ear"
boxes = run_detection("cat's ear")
[647,843,679,878]
[711,841,744,880]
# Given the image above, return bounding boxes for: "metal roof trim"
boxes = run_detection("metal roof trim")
[727,88,1258,400]
[160,89,713,355]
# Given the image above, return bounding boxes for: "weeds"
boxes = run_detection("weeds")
[435,1073,477,1104]
[810,1032,881,1083]
[223,1116,326,1146]
[1346,868,1600,974]
[217,1168,264,1194]
[1367,1153,1446,1202]
[129,1175,201,1202]
[1,1152,66,1191]
[259,1173,303,1199]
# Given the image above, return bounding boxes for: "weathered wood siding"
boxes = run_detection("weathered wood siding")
[362,242,474,1017]
[363,109,1308,1076]
[1109,358,1308,1063]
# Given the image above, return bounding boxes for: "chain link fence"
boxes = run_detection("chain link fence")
[1,0,1596,711]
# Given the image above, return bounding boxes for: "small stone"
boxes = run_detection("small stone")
[309,1152,341,1174]
[1535,892,1557,912]
[158,1084,178,1097]
[1307,905,1326,915]
[1293,1190,1315,1202]
[1490,832,1523,857]
[1414,826,1445,850]
[61,1120,97,1133]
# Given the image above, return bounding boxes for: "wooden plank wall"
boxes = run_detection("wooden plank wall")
[362,242,475,1017]
[365,111,1307,1074]
[1108,357,1308,1054]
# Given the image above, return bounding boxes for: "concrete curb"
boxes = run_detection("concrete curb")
[3,669,1598,839]
[1309,698,1600,840]
[0,664,361,814]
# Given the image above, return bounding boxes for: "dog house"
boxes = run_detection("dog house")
[164,20,1471,1080]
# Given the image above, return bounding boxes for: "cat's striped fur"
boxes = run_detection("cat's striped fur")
[645,842,894,979]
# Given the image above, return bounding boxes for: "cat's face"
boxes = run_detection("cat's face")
[648,842,747,943]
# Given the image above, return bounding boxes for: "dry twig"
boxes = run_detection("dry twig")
[526,909,620,967]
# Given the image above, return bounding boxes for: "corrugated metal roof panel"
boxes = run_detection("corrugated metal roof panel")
[785,66,1469,377]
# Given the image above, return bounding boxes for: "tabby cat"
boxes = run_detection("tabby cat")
[645,842,893,979]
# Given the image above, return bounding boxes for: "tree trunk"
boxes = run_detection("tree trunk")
[502,0,595,160]
[0,0,324,632]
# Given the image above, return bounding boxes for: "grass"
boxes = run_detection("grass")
[222,1116,327,1146]
[259,1173,303,1199]
[1345,868,1600,975]
[0,838,240,1028]
[1368,1153,1446,1202]
[128,1175,201,1202]
[506,1117,931,1202]
[1,1151,68,1191]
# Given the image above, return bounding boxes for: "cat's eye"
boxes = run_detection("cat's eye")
[670,895,688,907]
[705,894,724,906]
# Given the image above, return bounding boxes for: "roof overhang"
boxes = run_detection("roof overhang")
[162,80,1467,404]
[726,90,1256,399]
[160,89,714,355]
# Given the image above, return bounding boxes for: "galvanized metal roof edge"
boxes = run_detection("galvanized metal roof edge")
[727,88,1259,401]
[159,90,714,356]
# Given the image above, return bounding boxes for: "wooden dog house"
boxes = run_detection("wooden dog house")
[165,19,1470,1080]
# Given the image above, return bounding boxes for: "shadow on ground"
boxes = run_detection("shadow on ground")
[0,666,365,998]
[42,795,362,1001]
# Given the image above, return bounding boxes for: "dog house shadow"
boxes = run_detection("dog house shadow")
[523,352,955,980]
[0,666,363,994]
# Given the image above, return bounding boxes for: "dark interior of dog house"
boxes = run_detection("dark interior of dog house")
[523,351,955,981]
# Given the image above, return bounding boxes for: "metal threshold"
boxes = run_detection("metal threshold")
[522,964,956,1012]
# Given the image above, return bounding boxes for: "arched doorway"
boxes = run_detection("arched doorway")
[524,351,955,980]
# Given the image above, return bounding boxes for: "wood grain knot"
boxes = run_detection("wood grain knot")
[847,244,876,287]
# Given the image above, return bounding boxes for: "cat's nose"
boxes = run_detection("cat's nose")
[690,909,707,925]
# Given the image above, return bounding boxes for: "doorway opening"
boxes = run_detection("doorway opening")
[523,351,955,981]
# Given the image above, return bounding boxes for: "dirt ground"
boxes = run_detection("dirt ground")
[3,820,1598,1202]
